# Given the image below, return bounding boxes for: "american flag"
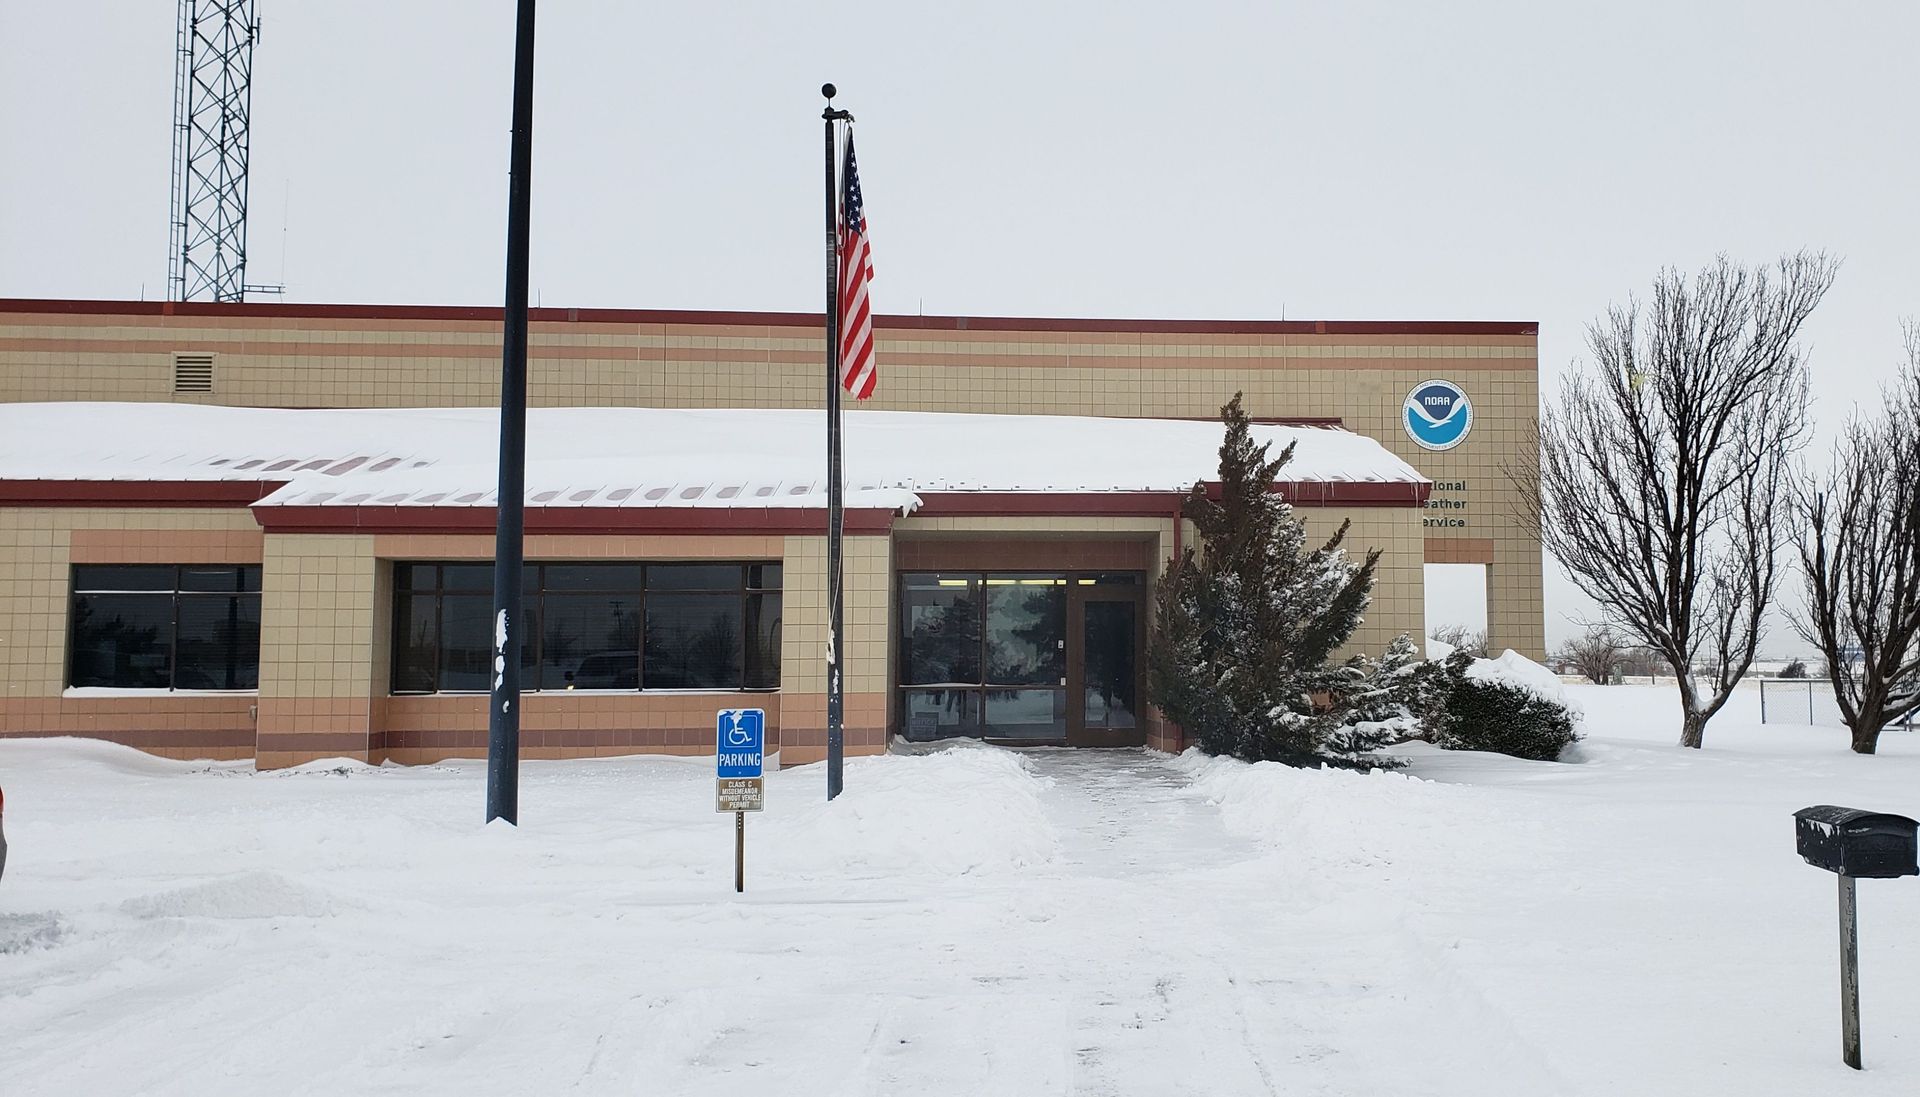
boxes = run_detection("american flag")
[837,133,876,399]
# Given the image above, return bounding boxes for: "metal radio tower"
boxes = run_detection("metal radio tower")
[168,1,262,302]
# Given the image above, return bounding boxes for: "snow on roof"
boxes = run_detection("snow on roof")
[0,403,1427,510]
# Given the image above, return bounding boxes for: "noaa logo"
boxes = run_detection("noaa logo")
[1403,379,1473,451]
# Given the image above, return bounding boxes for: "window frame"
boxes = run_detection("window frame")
[66,564,262,692]
[389,561,782,696]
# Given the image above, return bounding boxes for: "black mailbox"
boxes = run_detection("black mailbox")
[1794,805,1920,879]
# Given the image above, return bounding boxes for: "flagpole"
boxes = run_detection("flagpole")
[822,83,850,801]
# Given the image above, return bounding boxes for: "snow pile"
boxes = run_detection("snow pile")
[762,746,1058,878]
[1172,749,1510,878]
[0,734,235,777]
[120,871,355,920]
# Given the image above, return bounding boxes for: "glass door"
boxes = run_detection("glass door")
[1067,576,1146,747]
[982,577,1066,739]
[899,574,984,738]
[899,573,1065,741]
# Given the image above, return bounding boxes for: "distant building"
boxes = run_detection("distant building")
[0,300,1542,766]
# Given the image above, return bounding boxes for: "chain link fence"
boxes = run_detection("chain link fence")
[1758,679,1917,731]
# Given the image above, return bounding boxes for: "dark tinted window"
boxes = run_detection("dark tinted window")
[645,593,742,688]
[73,565,175,592]
[744,591,782,689]
[67,565,261,690]
[544,564,643,592]
[180,565,259,593]
[437,593,494,692]
[174,592,261,689]
[395,563,438,592]
[393,589,438,693]
[440,564,493,591]
[647,564,739,591]
[391,561,778,693]
[542,592,640,689]
[69,594,173,688]
[901,575,981,685]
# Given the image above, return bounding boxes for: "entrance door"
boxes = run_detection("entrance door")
[1067,579,1146,747]
[898,570,1142,746]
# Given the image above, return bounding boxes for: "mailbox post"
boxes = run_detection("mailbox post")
[1792,805,1920,1070]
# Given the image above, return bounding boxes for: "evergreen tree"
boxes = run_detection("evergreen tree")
[1311,635,1449,764]
[1147,393,1388,766]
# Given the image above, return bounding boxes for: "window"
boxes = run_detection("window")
[899,573,1066,739]
[392,562,781,694]
[68,565,261,690]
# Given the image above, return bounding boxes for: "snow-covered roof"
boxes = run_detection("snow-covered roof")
[0,403,1427,511]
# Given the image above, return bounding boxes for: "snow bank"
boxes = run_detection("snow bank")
[762,746,1058,878]
[0,912,69,955]
[0,735,243,776]
[1173,749,1500,871]
[120,871,356,920]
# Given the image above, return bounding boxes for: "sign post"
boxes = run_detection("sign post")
[717,709,766,892]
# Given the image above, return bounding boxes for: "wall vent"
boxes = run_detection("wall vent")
[173,353,215,393]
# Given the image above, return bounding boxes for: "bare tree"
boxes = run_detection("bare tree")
[1795,325,1920,753]
[1522,252,1836,748]
[1428,623,1487,657]
[1617,645,1666,680]
[1554,624,1626,684]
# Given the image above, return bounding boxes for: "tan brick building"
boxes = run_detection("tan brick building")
[0,300,1542,767]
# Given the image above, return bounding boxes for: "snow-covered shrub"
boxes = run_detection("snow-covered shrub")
[1432,649,1581,761]
[1311,634,1450,764]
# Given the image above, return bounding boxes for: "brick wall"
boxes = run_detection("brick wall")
[0,507,262,760]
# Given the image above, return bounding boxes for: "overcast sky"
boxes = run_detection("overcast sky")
[3,1,1916,653]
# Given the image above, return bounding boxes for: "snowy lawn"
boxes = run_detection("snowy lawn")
[5,684,1920,1095]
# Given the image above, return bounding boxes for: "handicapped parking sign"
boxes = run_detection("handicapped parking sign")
[716,709,765,779]
[716,709,766,891]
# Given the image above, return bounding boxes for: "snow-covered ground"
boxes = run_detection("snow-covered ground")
[5,683,1920,1095]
